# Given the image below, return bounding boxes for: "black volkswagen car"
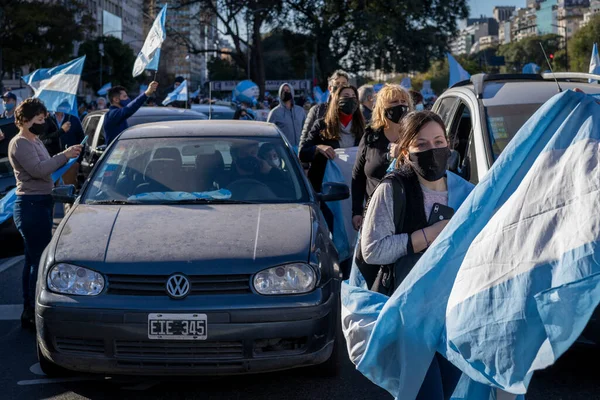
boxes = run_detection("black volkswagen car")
[36,121,348,377]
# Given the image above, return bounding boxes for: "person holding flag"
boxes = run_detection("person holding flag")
[8,98,82,328]
[103,82,158,145]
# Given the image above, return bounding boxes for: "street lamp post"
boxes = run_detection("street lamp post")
[552,24,568,71]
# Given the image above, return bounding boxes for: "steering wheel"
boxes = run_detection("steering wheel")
[226,178,276,201]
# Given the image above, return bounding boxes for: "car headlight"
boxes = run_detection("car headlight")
[253,263,317,295]
[47,264,105,296]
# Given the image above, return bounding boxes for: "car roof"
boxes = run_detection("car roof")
[87,106,207,118]
[119,120,281,139]
[446,75,600,107]
[191,104,235,112]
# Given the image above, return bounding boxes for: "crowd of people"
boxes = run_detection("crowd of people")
[2,67,460,398]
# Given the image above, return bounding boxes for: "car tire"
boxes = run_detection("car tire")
[37,343,71,377]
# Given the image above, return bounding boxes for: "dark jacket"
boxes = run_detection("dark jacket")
[299,118,361,193]
[39,117,62,156]
[103,93,148,145]
[53,114,85,149]
[351,126,393,217]
[299,102,328,149]
[360,104,373,125]
[228,163,292,198]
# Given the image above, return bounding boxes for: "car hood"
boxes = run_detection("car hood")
[54,203,313,274]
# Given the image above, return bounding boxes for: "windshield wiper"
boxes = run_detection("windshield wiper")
[166,198,256,204]
[86,199,142,205]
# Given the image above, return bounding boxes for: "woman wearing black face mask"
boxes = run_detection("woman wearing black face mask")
[358,111,474,400]
[299,85,365,194]
[8,99,82,328]
[351,84,413,231]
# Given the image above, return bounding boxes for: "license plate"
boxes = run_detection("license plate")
[147,313,207,340]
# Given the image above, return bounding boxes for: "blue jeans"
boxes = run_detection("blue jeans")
[13,195,54,309]
[416,353,462,400]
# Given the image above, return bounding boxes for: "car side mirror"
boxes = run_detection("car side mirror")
[447,149,460,173]
[52,185,76,204]
[319,182,350,202]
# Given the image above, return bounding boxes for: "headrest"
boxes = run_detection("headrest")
[153,147,182,165]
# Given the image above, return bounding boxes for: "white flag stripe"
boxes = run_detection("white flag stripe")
[30,74,80,96]
[447,139,600,311]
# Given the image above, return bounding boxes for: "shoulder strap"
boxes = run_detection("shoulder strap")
[389,174,406,234]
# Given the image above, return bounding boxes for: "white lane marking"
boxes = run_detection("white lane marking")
[0,304,23,320]
[29,363,45,376]
[0,256,24,274]
[17,376,110,386]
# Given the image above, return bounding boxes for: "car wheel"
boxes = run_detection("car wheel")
[37,342,71,377]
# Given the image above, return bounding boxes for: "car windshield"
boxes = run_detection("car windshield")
[485,103,543,159]
[83,137,309,204]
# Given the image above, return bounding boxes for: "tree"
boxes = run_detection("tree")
[208,57,247,81]
[169,0,284,100]
[284,0,469,86]
[0,0,93,82]
[497,34,562,72]
[567,14,600,73]
[78,37,140,92]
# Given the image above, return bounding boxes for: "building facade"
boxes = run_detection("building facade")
[451,18,499,55]
[537,0,559,35]
[557,0,590,37]
[582,0,600,26]
[85,0,145,55]
[494,6,516,23]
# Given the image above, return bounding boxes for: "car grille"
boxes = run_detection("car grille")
[55,337,105,355]
[106,274,252,296]
[114,340,244,359]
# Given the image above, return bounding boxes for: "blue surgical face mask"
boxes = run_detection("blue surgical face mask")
[119,99,132,107]
[4,103,15,112]
[415,103,425,111]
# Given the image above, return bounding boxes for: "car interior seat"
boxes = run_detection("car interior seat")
[134,158,183,195]
[194,151,225,192]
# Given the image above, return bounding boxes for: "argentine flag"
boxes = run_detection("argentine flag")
[342,89,600,399]
[589,43,600,83]
[133,4,167,77]
[447,53,471,87]
[163,79,188,106]
[97,82,112,96]
[21,56,86,117]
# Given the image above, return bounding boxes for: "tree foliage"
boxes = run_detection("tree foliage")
[567,14,600,73]
[78,37,140,92]
[285,0,469,85]
[497,34,563,72]
[0,0,93,80]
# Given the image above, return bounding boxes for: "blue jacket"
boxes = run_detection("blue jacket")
[53,113,84,149]
[103,93,148,145]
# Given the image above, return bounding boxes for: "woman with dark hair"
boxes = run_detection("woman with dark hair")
[8,98,82,328]
[299,85,365,193]
[357,110,474,399]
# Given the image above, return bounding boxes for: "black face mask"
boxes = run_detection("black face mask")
[409,147,451,182]
[338,98,358,115]
[282,92,293,102]
[29,122,46,136]
[384,104,409,124]
[236,156,260,172]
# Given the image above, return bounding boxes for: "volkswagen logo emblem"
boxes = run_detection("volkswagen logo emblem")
[166,274,191,299]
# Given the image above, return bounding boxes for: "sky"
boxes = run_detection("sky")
[468,0,526,17]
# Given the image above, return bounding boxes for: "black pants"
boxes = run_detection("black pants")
[13,194,54,309]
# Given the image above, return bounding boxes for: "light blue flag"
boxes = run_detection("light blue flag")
[233,80,259,105]
[190,88,200,99]
[313,86,330,103]
[447,53,471,87]
[373,84,384,93]
[342,89,600,400]
[21,56,86,117]
[133,4,167,77]
[589,43,599,83]
[97,82,112,96]
[522,63,541,74]
[162,80,188,106]
[400,77,411,90]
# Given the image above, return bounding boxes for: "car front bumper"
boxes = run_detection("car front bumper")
[36,290,339,376]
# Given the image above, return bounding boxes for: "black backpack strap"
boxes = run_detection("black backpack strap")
[355,172,406,289]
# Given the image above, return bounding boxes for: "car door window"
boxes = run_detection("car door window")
[446,101,475,183]
[434,97,459,132]
[84,116,101,148]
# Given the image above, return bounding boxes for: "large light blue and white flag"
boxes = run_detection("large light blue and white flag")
[21,56,86,117]
[448,53,471,87]
[132,4,167,77]
[97,82,112,96]
[233,80,259,105]
[342,89,600,400]
[589,43,600,83]
[313,86,330,103]
[162,79,188,106]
